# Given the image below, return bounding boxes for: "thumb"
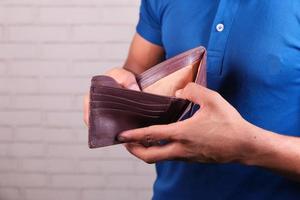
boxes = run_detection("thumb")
[106,68,141,91]
[119,69,140,91]
[175,83,211,106]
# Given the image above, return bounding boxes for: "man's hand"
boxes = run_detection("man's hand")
[83,68,140,126]
[118,83,254,164]
[83,33,164,126]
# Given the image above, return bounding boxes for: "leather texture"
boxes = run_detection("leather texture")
[89,46,207,148]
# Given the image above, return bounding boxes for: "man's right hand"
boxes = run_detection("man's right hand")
[83,68,140,126]
[83,33,164,126]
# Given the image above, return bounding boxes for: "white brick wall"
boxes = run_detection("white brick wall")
[0,0,156,200]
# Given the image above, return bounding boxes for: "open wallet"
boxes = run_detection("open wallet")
[89,46,207,148]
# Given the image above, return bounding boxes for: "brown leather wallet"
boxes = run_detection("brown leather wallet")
[89,46,207,148]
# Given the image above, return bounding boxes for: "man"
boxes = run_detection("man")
[84,1,300,199]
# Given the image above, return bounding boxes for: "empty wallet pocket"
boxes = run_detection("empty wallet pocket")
[90,101,166,117]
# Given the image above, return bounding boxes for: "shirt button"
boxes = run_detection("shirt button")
[216,23,224,32]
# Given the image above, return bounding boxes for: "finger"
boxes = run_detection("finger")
[125,142,181,164]
[175,83,217,106]
[118,123,181,143]
[83,93,90,126]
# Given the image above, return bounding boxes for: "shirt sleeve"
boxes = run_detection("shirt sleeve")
[136,0,163,46]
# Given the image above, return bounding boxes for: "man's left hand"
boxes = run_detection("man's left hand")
[118,83,255,164]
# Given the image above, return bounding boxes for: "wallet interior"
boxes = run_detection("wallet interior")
[136,47,205,97]
[143,60,201,96]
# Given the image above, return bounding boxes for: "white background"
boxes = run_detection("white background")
[0,0,156,199]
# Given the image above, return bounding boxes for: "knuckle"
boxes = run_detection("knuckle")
[210,90,221,99]
[185,83,196,92]
[170,127,182,141]
[144,157,155,164]
[183,83,197,97]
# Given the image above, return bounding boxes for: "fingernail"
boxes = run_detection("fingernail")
[175,89,183,97]
[117,135,127,142]
[127,83,140,91]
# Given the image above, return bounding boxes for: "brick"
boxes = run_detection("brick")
[0,6,37,24]
[101,6,139,24]
[8,26,70,42]
[102,145,132,159]
[12,95,75,110]
[50,174,106,188]
[100,43,130,60]
[0,77,39,93]
[46,144,104,158]
[82,189,135,200]
[137,190,153,200]
[12,95,41,110]
[38,95,76,110]
[0,43,39,59]
[0,61,7,74]
[18,158,77,173]
[40,77,88,94]
[40,43,100,60]
[44,159,78,173]
[135,160,156,175]
[0,173,47,187]
[0,26,3,41]
[78,160,135,174]
[102,0,139,6]
[0,158,18,171]
[39,7,102,24]
[2,0,99,6]
[0,143,9,156]
[0,111,41,125]
[107,174,154,189]
[8,61,69,76]
[8,143,46,157]
[0,188,22,200]
[14,127,44,142]
[0,95,11,109]
[70,61,120,77]
[43,128,77,143]
[24,189,80,200]
[71,25,134,42]
[18,158,46,172]
[76,129,88,144]
[0,127,14,141]
[2,0,139,6]
[44,111,83,128]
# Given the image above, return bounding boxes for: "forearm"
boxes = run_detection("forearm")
[122,33,164,75]
[241,122,300,181]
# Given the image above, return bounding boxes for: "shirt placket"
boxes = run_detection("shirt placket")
[206,0,241,75]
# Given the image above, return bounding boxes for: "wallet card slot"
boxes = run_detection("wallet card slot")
[90,101,166,116]
[91,108,161,119]
[91,93,170,110]
[92,85,171,104]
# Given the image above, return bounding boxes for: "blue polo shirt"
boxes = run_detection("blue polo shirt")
[136,0,300,199]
